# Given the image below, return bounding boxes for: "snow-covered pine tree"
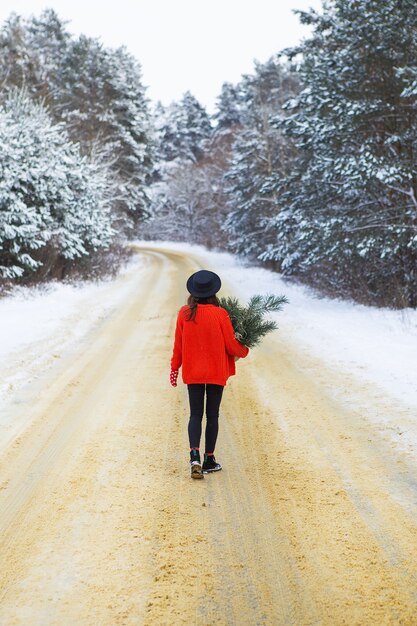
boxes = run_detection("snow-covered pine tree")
[154,91,212,164]
[263,0,417,307]
[0,92,113,281]
[0,10,69,104]
[213,82,244,131]
[0,14,37,100]
[144,92,216,243]
[143,130,233,248]
[0,11,153,235]
[223,58,299,260]
[56,37,153,231]
[25,9,70,101]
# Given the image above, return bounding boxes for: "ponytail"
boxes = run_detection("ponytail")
[186,295,199,321]
[186,294,220,321]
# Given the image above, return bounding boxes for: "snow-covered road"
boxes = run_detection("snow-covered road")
[0,243,416,625]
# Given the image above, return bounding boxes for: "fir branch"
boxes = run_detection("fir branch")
[219,294,288,348]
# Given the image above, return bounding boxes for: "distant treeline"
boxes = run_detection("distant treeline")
[146,0,417,308]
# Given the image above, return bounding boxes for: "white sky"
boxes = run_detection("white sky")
[0,0,322,112]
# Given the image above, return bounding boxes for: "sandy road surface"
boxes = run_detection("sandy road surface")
[0,245,417,626]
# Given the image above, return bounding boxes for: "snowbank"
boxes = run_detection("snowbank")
[0,256,145,420]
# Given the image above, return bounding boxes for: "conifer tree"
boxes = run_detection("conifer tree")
[154,92,212,164]
[223,58,299,260]
[56,37,152,229]
[145,92,215,242]
[0,92,113,281]
[264,0,417,306]
[0,10,153,235]
[213,82,243,131]
[0,10,69,103]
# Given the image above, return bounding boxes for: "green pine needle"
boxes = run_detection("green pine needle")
[219,294,288,348]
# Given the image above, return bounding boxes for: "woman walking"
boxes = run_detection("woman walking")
[170,270,249,479]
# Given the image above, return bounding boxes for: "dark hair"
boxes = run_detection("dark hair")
[186,294,219,320]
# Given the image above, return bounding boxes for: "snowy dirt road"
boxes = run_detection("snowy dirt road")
[0,245,417,625]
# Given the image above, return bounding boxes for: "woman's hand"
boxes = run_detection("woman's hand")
[170,368,179,387]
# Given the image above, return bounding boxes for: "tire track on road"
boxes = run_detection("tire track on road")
[0,245,416,625]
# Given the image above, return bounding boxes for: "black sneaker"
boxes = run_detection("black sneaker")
[202,453,222,474]
[190,449,203,479]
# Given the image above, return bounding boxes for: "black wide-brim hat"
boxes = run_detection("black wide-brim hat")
[186,270,221,298]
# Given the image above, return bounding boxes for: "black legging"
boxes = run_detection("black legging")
[187,384,224,453]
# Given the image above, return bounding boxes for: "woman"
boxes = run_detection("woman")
[170,269,249,479]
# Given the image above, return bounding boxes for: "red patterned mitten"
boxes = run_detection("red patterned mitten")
[170,368,179,387]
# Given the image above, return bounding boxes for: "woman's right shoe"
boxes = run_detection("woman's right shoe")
[190,449,204,479]
[202,454,222,473]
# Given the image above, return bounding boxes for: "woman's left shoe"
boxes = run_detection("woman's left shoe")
[190,449,204,479]
[202,453,222,473]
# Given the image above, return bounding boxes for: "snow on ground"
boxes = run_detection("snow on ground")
[1,240,416,452]
[0,255,146,423]
[141,241,417,413]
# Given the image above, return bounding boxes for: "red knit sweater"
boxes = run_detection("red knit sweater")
[171,304,249,386]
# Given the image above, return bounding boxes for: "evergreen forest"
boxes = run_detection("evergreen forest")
[1,1,416,308]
